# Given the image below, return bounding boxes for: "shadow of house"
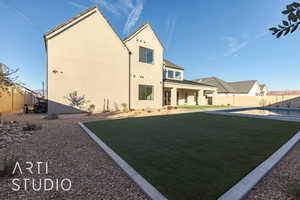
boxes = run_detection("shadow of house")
[48,100,86,114]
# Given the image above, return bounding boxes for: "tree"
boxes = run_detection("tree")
[0,63,18,93]
[270,2,300,38]
[64,91,90,109]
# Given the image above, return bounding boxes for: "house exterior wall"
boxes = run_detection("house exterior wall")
[46,10,129,113]
[177,90,197,105]
[124,25,164,110]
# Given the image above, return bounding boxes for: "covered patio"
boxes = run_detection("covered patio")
[163,79,218,106]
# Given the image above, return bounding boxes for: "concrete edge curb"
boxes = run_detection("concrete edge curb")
[78,122,168,200]
[218,131,300,200]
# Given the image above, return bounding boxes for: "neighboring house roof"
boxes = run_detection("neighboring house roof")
[123,22,164,49]
[163,59,184,70]
[193,77,236,93]
[164,79,215,87]
[267,90,300,96]
[44,6,129,52]
[227,80,257,94]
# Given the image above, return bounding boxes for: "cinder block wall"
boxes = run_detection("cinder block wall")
[217,95,300,108]
[0,87,37,113]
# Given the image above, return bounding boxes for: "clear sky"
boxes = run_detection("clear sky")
[0,0,299,91]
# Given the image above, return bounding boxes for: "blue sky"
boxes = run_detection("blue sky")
[0,0,299,91]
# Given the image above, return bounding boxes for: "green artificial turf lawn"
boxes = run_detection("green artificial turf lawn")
[85,113,300,200]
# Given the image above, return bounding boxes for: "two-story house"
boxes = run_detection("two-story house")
[44,6,217,113]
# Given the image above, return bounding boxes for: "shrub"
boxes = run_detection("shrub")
[64,91,90,109]
[121,103,128,112]
[259,99,267,107]
[287,182,300,200]
[23,123,41,131]
[43,113,59,120]
[167,106,172,110]
[87,104,96,115]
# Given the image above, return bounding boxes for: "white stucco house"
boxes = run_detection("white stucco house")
[44,6,217,113]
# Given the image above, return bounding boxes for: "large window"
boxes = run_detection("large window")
[139,47,154,64]
[167,70,174,78]
[139,85,154,100]
[175,71,181,79]
[163,70,167,79]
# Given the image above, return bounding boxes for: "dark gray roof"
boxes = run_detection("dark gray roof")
[227,80,257,93]
[193,77,236,93]
[163,59,184,70]
[164,79,215,87]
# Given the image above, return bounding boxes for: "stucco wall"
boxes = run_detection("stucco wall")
[217,95,300,108]
[124,24,163,110]
[46,9,129,113]
[178,90,197,105]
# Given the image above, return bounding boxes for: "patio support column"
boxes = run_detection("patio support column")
[197,90,204,105]
[171,87,177,106]
[212,90,218,105]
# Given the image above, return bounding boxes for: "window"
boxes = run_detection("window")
[139,85,154,100]
[167,70,174,78]
[163,70,167,79]
[175,71,181,79]
[139,47,154,64]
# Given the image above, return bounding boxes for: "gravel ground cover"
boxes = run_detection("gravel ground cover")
[0,113,149,200]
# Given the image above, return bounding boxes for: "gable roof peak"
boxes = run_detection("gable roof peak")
[123,22,164,49]
[43,5,129,52]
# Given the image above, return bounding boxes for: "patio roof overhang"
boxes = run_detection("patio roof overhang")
[163,79,217,91]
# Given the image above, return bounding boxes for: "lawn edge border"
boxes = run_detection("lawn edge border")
[78,122,168,200]
[218,131,300,200]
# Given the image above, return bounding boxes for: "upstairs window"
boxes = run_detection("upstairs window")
[167,70,174,78]
[163,70,167,79]
[139,47,154,64]
[175,71,182,79]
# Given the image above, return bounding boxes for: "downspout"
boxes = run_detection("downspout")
[128,51,132,110]
[162,64,164,107]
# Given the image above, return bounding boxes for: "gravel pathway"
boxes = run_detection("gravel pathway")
[0,113,149,200]
[246,141,300,200]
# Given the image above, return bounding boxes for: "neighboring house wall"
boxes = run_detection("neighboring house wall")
[0,87,37,113]
[247,81,261,96]
[45,9,129,113]
[124,24,163,110]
